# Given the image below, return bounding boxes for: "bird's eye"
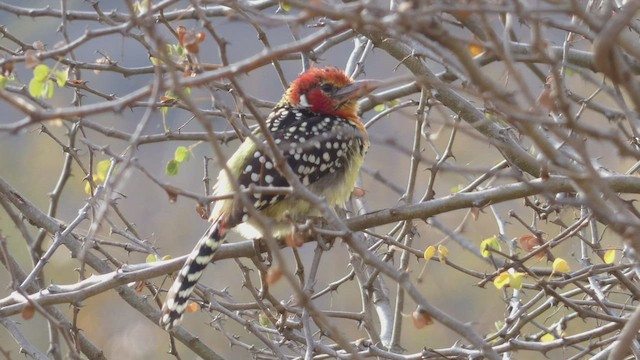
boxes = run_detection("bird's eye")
[320,83,334,93]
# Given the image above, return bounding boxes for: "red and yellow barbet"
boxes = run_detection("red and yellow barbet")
[160,67,378,330]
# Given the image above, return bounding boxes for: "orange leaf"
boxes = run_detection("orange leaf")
[176,26,187,47]
[452,10,472,20]
[412,309,433,329]
[186,302,199,313]
[352,187,366,198]
[284,233,304,248]
[22,305,36,320]
[196,204,208,220]
[518,234,539,252]
[265,267,283,285]
[160,96,177,104]
[134,281,145,293]
[468,41,484,57]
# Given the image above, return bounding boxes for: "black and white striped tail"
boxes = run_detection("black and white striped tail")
[160,219,226,330]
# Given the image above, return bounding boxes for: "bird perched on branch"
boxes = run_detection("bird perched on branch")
[160,67,378,330]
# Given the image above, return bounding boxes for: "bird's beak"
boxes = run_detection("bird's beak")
[334,79,382,101]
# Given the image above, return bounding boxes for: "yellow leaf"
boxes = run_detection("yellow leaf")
[450,184,463,193]
[259,313,273,327]
[552,258,570,274]
[540,333,555,342]
[510,272,524,290]
[437,244,448,263]
[96,160,111,182]
[423,246,436,260]
[480,236,501,258]
[84,179,93,194]
[279,1,292,11]
[145,254,159,263]
[603,249,616,264]
[493,272,510,289]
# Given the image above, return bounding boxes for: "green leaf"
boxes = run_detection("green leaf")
[28,78,45,98]
[374,104,386,112]
[54,70,68,87]
[33,64,50,81]
[0,75,7,89]
[174,146,190,163]
[145,254,159,263]
[149,56,163,66]
[604,249,616,264]
[45,79,54,99]
[480,236,501,258]
[84,178,93,194]
[540,333,555,342]
[184,87,191,96]
[510,272,524,290]
[279,1,292,11]
[166,159,179,176]
[96,160,111,182]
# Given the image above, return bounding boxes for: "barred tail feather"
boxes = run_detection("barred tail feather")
[160,219,227,330]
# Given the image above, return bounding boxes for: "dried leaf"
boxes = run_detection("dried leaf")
[265,267,283,285]
[284,233,304,248]
[186,302,199,313]
[32,40,45,51]
[411,309,433,329]
[2,61,14,76]
[470,207,480,221]
[518,234,539,252]
[24,50,40,69]
[468,41,484,57]
[352,187,366,198]
[22,305,36,320]
[196,204,208,220]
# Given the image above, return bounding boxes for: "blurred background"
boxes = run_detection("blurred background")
[0,0,635,359]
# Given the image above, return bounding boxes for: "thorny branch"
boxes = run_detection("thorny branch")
[1,1,640,359]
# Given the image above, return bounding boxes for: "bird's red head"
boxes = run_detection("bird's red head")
[284,67,377,121]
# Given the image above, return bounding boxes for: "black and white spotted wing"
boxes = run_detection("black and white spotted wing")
[234,107,366,214]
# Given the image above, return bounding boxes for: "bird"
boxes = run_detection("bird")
[160,66,378,330]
